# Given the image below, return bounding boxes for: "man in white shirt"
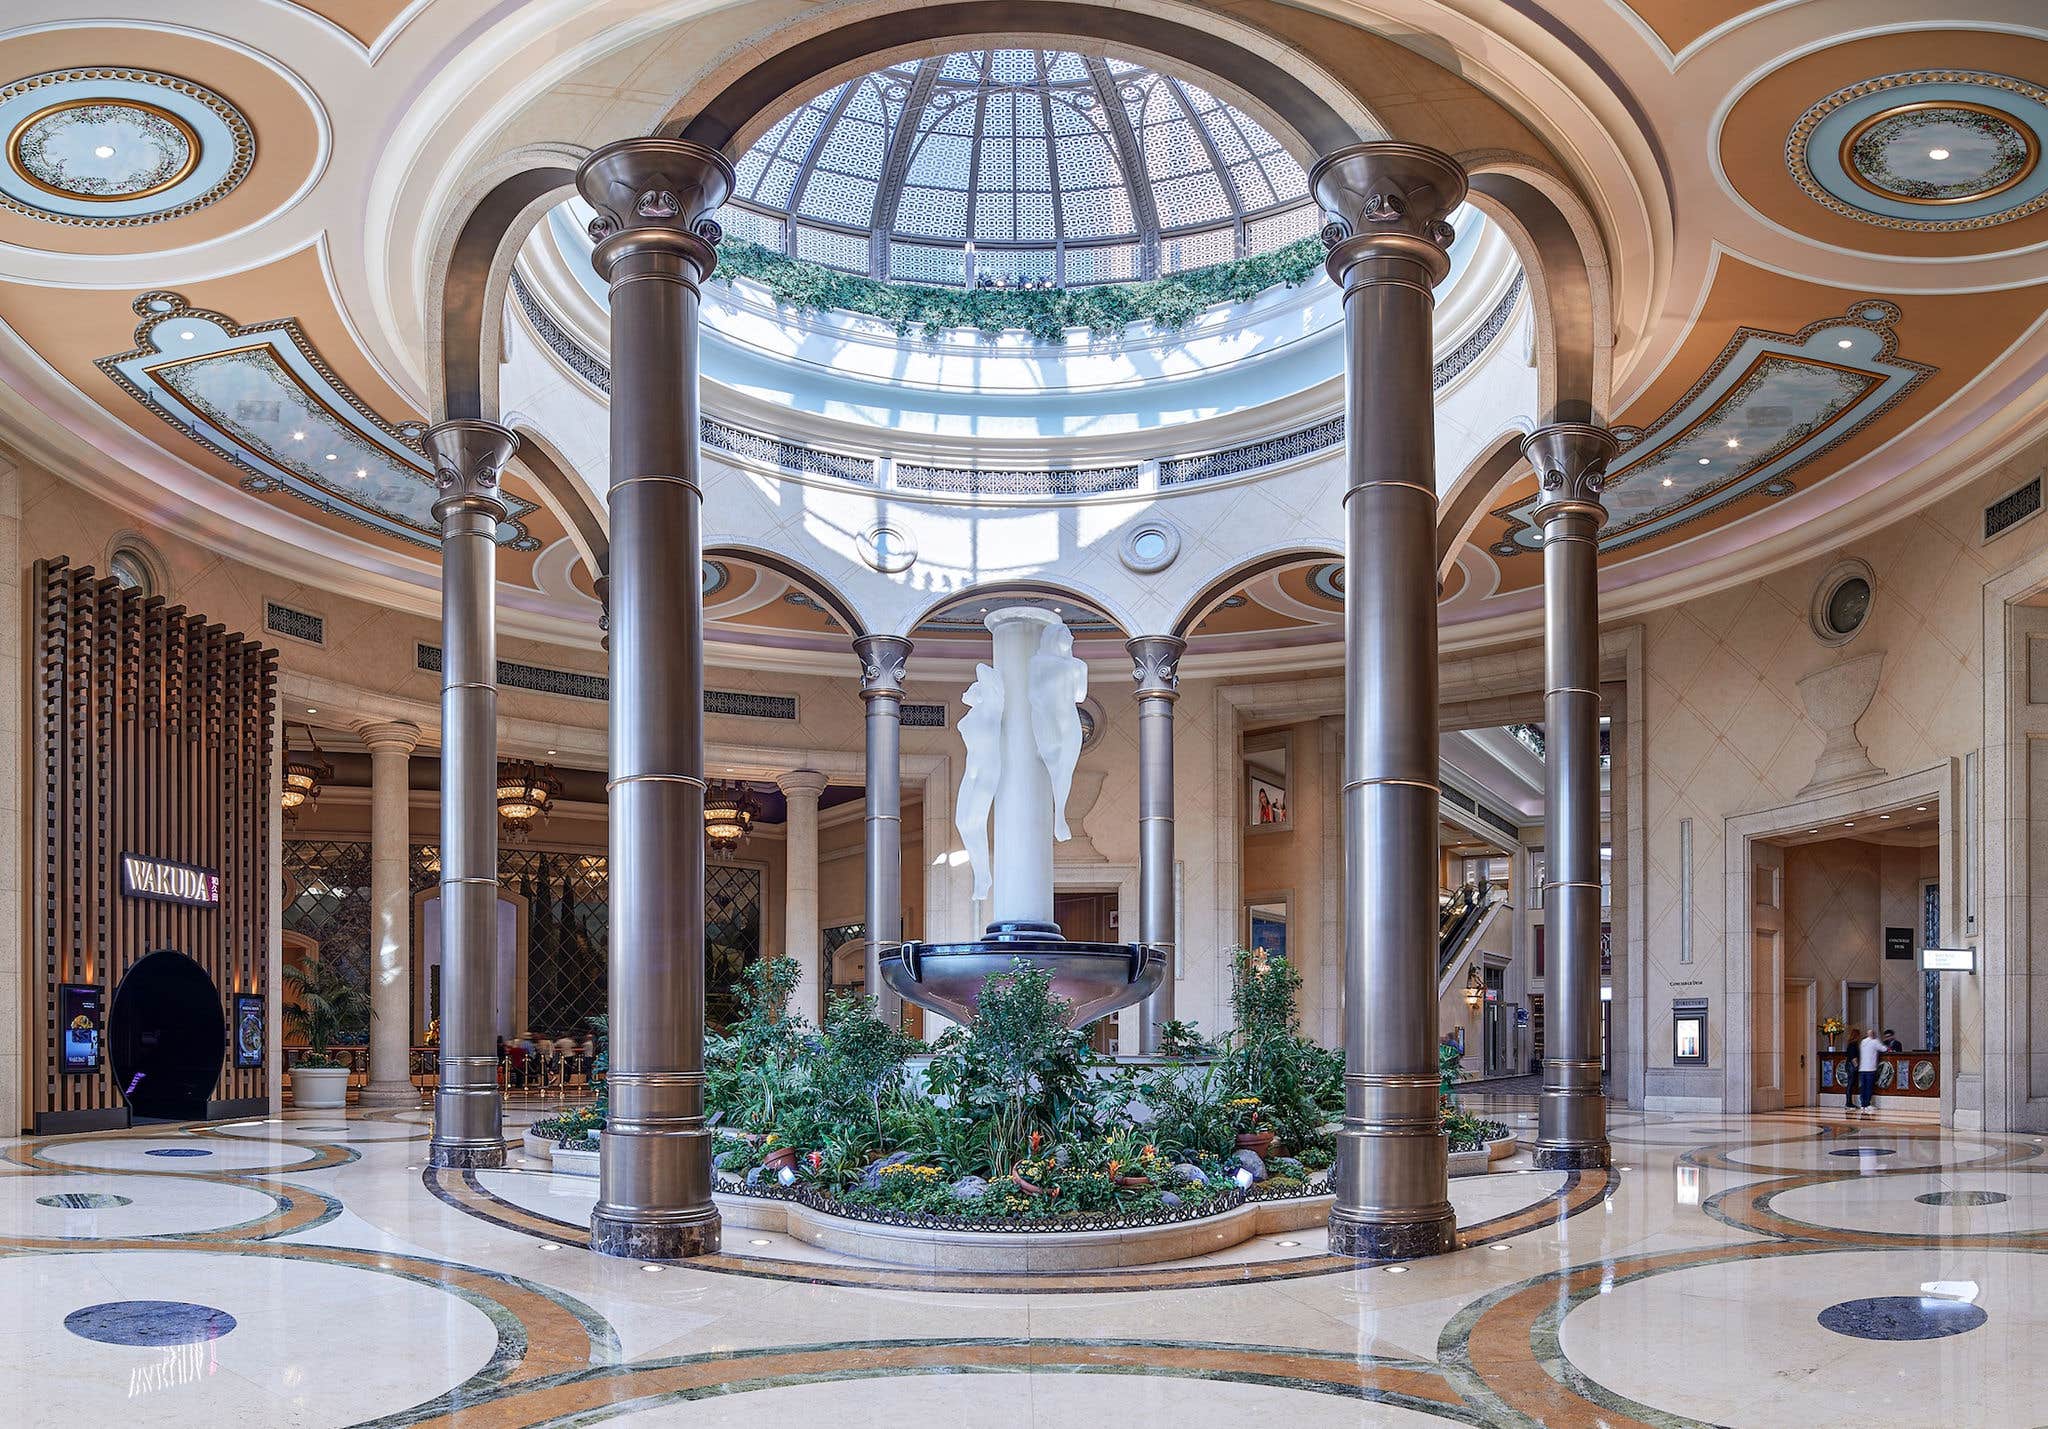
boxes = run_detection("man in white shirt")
[1856,1030,1885,1116]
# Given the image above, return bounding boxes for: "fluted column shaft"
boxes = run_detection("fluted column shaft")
[1128,636,1184,1055]
[1526,423,1618,1170]
[855,635,912,1024]
[580,138,734,1260]
[778,770,829,1023]
[1313,142,1467,1260]
[424,419,518,1169]
[359,720,421,1106]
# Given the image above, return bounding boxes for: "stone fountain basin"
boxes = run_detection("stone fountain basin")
[883,938,1165,1027]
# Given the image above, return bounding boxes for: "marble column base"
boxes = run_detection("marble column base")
[590,1208,722,1260]
[1327,1210,1457,1260]
[427,1142,508,1170]
[1533,1142,1612,1171]
[357,1082,423,1108]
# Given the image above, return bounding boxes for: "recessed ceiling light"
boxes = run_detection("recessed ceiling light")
[324,453,338,461]
[354,467,367,478]
[94,144,116,159]
[641,1263,664,1273]
[1662,477,1674,487]
[1275,1239,1300,1248]
[547,749,557,756]
[1844,821,1855,827]
[178,329,195,341]
[1725,438,1739,449]
[1697,457,1710,465]
[1916,805,1927,811]
[291,430,306,441]
[1837,339,1853,349]
[749,1238,771,1247]
[306,707,317,714]
[1880,814,1891,820]
[1928,147,1950,161]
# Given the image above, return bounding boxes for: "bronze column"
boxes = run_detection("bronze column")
[854,634,913,1025]
[1311,142,1466,1259]
[423,419,518,1169]
[1127,635,1184,1055]
[578,138,733,1259]
[1525,423,1618,1170]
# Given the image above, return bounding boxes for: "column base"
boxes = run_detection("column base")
[1531,1142,1612,1171]
[358,1082,423,1108]
[1327,1210,1457,1260]
[427,1141,508,1170]
[590,1208,722,1260]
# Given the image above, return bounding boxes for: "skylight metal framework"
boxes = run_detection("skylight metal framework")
[728,48,1312,286]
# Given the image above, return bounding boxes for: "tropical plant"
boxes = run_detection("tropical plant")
[813,992,918,1145]
[283,956,372,1068]
[710,235,1327,345]
[1153,1018,1214,1059]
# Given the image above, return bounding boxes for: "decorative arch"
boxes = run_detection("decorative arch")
[508,424,609,577]
[1169,545,1342,641]
[898,578,1136,642]
[704,544,870,639]
[1436,429,1531,586]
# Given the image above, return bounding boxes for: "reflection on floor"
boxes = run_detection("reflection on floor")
[2,1099,2042,1426]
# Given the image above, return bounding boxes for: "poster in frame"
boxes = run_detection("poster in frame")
[1247,774,1289,828]
[1248,907,1289,960]
[59,983,102,1073]
[233,993,265,1069]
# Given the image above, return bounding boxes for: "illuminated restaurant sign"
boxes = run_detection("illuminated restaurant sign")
[119,854,220,907]
[1921,946,1976,974]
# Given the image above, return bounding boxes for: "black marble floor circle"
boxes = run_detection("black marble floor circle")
[1818,1296,1986,1341]
[36,1192,131,1209]
[64,1300,237,1346]
[144,1147,212,1158]
[1916,1189,2009,1207]
[1827,1147,1896,1157]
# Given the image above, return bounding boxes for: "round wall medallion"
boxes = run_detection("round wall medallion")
[1788,70,2048,231]
[857,523,917,574]
[1810,558,1876,647]
[1118,521,1180,574]
[0,69,253,226]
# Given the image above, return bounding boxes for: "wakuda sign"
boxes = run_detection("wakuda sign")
[120,854,220,908]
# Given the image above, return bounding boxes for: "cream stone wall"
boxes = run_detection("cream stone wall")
[1637,430,2048,1120]
[1,450,22,1132]
[1783,838,1936,1052]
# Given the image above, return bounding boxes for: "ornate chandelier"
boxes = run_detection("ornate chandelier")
[703,780,759,855]
[280,726,332,829]
[497,760,562,842]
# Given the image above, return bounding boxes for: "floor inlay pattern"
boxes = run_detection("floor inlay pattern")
[0,1108,2042,1425]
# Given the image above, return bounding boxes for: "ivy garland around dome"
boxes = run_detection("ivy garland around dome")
[710,235,1327,344]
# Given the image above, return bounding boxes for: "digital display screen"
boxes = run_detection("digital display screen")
[233,994,264,1069]
[59,983,102,1072]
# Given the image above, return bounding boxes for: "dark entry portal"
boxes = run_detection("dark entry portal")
[110,951,225,1120]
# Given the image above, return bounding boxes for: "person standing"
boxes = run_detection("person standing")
[1842,1027,1862,1113]
[1857,1027,1885,1117]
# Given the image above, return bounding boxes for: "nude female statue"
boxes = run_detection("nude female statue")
[1028,621,1087,841]
[954,662,1005,900]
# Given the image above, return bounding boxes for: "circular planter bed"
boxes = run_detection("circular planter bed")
[714,1177,1331,1270]
[1446,1127,1518,1177]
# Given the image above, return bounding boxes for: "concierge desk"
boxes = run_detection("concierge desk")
[1819,1050,1939,1098]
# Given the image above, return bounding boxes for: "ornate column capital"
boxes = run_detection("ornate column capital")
[423,419,517,526]
[1523,423,1619,524]
[576,137,735,285]
[1310,142,1467,289]
[854,634,912,700]
[354,718,421,755]
[1126,635,1186,700]
[775,768,830,801]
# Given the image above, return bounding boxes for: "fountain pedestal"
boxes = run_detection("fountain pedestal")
[883,607,1164,1027]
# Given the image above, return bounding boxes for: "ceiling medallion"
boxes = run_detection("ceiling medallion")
[0,69,252,227]
[1787,70,2048,232]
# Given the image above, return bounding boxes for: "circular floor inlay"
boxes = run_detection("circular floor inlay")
[1827,1146,1895,1157]
[1915,1189,2009,1207]
[35,1192,131,1209]
[63,1300,237,1346]
[144,1147,212,1158]
[1818,1295,1986,1341]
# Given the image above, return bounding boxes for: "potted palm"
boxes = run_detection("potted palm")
[284,957,372,1109]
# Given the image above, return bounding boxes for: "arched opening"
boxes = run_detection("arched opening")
[108,950,225,1121]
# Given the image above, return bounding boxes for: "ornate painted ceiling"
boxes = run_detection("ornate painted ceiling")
[0,2,2041,670]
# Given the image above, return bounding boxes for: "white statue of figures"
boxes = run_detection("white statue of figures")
[1029,620,1088,840]
[954,661,1005,900]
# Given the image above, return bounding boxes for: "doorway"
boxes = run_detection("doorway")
[1055,891,1120,1053]
[109,950,225,1120]
[1782,980,1816,1107]
[1845,981,1878,1038]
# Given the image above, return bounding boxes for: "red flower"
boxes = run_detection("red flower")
[1030,1131,1044,1152]
[807,1151,822,1170]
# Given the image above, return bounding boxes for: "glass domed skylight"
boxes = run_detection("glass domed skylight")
[722,49,1316,287]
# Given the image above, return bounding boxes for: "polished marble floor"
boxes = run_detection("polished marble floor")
[1,1098,2040,1426]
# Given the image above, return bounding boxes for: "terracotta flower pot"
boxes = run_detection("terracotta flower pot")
[1235,1131,1276,1156]
[1115,1175,1153,1191]
[761,1145,798,1173]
